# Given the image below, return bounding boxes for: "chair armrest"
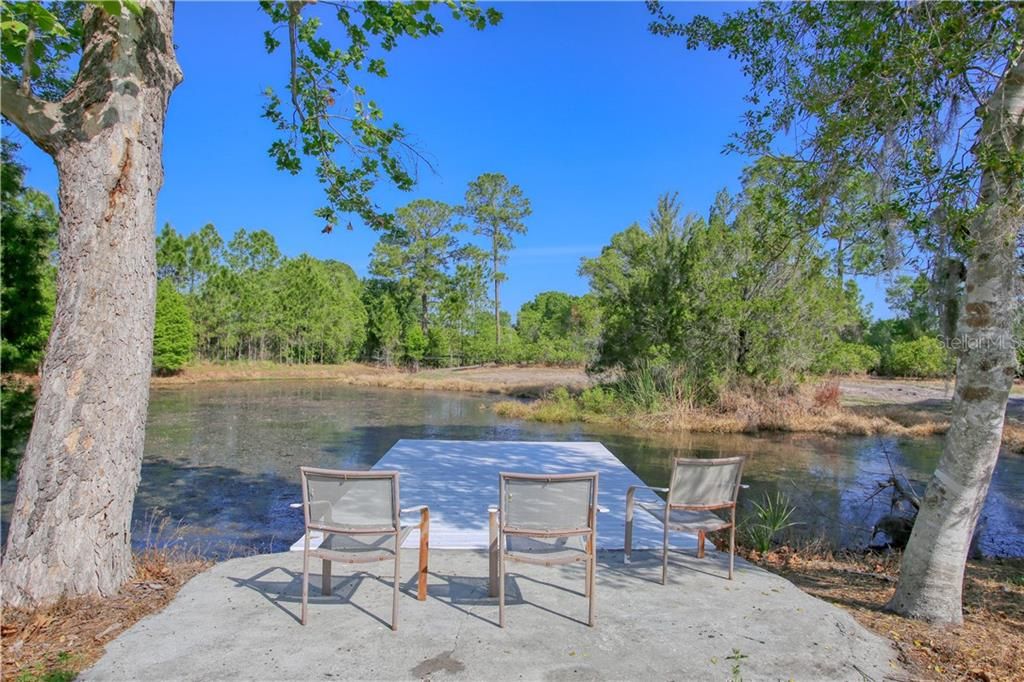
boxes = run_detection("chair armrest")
[625,485,667,522]
[627,485,669,494]
[400,505,429,514]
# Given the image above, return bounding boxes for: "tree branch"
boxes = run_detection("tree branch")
[21,20,35,95]
[0,77,65,155]
[287,1,304,124]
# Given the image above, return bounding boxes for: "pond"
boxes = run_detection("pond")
[2,380,1022,557]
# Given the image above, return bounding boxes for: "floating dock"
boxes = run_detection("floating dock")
[292,439,695,551]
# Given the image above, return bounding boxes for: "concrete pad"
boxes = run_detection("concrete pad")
[83,550,899,681]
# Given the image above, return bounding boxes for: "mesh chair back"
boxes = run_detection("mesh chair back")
[501,473,597,534]
[668,457,746,508]
[301,468,398,532]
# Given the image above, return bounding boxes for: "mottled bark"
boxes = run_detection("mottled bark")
[887,49,1023,624]
[1,2,181,606]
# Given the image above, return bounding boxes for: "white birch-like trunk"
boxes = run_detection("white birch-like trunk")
[887,48,1023,625]
[1,2,181,606]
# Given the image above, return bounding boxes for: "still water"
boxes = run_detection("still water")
[3,380,1022,557]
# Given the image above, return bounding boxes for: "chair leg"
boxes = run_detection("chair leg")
[584,533,592,597]
[322,559,332,596]
[624,502,633,565]
[301,548,310,626]
[587,534,596,627]
[729,521,736,580]
[661,513,670,586]
[417,509,430,601]
[392,536,400,631]
[697,530,705,559]
[498,535,506,628]
[488,510,499,598]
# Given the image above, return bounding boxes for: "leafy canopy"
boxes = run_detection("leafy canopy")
[582,162,858,392]
[370,198,484,329]
[649,1,1024,264]
[259,0,502,231]
[1,0,502,232]
[0,141,56,371]
[463,172,532,277]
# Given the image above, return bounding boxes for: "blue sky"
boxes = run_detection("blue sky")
[11,1,894,318]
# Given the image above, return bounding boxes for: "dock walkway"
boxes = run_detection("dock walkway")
[292,439,694,551]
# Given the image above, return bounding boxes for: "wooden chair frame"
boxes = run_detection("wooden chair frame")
[488,471,600,628]
[624,456,746,582]
[298,467,429,631]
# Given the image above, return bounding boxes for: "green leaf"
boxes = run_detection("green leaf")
[122,0,144,17]
[91,1,124,17]
[1,19,29,35]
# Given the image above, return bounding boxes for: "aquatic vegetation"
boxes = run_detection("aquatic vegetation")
[741,492,799,553]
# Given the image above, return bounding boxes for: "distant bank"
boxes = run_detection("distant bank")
[148,361,592,399]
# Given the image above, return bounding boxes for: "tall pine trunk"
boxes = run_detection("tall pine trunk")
[493,234,501,349]
[1,2,181,606]
[421,291,429,334]
[887,49,1023,625]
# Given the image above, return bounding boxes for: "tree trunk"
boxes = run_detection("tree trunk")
[421,291,429,334]
[493,235,501,349]
[887,50,1023,625]
[1,2,181,607]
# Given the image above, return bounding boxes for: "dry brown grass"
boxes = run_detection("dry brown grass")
[1,550,211,680]
[499,380,1024,451]
[737,546,1024,681]
[148,361,589,398]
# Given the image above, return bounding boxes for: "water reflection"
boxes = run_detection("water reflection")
[2,380,1021,558]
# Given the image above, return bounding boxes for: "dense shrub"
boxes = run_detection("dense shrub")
[1,378,35,479]
[402,324,427,370]
[578,386,616,414]
[153,280,195,373]
[426,328,453,366]
[881,336,952,378]
[811,341,881,375]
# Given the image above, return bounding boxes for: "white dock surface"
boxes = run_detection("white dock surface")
[292,439,696,551]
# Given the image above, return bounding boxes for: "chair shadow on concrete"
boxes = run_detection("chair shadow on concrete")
[602,548,738,585]
[501,574,596,628]
[418,573,523,627]
[227,565,416,629]
[424,570,594,628]
[440,565,597,628]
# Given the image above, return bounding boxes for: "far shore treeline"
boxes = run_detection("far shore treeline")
[3,143,1014,386]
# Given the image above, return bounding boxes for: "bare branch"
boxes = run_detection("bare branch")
[20,20,35,95]
[287,1,304,124]
[1,77,65,154]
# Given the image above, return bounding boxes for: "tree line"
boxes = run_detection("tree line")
[6,143,995,381]
[150,172,600,371]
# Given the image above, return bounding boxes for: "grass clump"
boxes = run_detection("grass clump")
[494,373,1024,451]
[741,491,799,553]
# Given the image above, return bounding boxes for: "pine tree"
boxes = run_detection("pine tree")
[153,279,195,374]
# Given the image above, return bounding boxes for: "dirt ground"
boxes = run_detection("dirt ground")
[0,550,210,681]
[841,375,1024,420]
[740,546,1024,682]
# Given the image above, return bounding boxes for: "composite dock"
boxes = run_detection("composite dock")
[292,439,695,551]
